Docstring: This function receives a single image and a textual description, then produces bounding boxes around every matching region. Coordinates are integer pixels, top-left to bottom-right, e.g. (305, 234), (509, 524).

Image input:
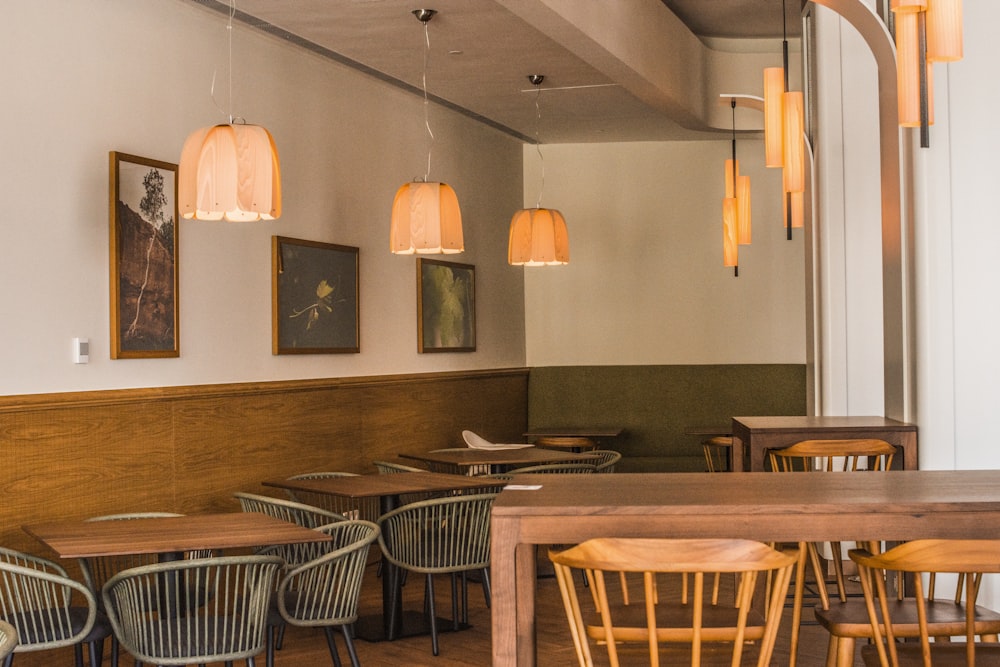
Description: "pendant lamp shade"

(781, 91), (806, 193)
(926, 0), (963, 61)
(895, 10), (923, 127)
(737, 175), (752, 244)
(178, 123), (281, 221)
(390, 181), (463, 254)
(890, 0), (927, 11)
(722, 198), (738, 267)
(763, 67), (786, 168)
(508, 207), (569, 266)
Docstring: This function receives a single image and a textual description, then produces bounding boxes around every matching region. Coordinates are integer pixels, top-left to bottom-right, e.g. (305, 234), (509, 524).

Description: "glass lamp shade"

(782, 91), (806, 193)
(763, 67), (785, 168)
(723, 198), (738, 267)
(737, 175), (752, 245)
(508, 207), (569, 266)
(927, 0), (963, 62)
(390, 181), (464, 254)
(178, 123), (281, 221)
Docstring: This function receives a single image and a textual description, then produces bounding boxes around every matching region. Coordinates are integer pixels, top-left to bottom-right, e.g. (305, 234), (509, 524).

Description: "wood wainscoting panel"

(0, 369), (528, 556)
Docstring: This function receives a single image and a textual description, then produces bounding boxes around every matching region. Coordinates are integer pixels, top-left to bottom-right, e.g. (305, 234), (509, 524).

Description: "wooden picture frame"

(417, 258), (476, 353)
(109, 151), (179, 359)
(272, 236), (359, 354)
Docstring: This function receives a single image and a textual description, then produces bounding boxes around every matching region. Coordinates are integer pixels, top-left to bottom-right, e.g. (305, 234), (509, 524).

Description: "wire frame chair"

(103, 554), (283, 667)
(852, 540), (1000, 667)
(590, 450), (622, 473)
(0, 546), (110, 666)
(425, 449), (491, 476)
(549, 538), (799, 667)
(284, 472), (378, 522)
(0, 620), (16, 661)
(372, 460), (425, 474)
(377, 494), (496, 656)
(267, 520), (380, 667)
(507, 463), (597, 474)
(234, 491), (346, 529)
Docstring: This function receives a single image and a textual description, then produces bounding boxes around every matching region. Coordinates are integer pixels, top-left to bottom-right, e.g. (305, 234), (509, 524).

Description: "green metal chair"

(0, 546), (111, 667)
(0, 620), (16, 662)
(590, 450), (622, 473)
(377, 494), (496, 656)
(102, 554), (283, 667)
(234, 491), (346, 529)
(507, 463), (597, 474)
(266, 520), (380, 667)
(372, 460), (424, 474)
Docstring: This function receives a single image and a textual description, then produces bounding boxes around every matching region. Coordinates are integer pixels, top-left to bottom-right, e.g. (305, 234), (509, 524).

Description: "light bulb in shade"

(178, 123), (281, 221)
(508, 208), (569, 266)
(390, 181), (464, 254)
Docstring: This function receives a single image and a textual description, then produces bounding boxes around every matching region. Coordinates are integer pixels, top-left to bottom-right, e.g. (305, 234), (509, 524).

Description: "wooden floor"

(17, 556), (863, 666)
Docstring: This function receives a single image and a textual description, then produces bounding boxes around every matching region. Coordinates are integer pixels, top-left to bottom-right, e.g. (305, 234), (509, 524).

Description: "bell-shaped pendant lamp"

(177, 1), (281, 222)
(508, 75), (569, 266)
(390, 181), (463, 254)
(178, 123), (281, 221)
(390, 9), (464, 255)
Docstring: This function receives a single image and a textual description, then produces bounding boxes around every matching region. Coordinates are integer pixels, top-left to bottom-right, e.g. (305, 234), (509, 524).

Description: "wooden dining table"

(263, 471), (502, 642)
(399, 447), (600, 475)
(730, 415), (918, 472)
(490, 470), (1000, 666)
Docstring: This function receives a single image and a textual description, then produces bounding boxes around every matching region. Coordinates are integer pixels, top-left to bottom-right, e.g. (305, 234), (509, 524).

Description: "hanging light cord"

(421, 19), (435, 183)
(210, 0), (239, 124)
(534, 85), (545, 209)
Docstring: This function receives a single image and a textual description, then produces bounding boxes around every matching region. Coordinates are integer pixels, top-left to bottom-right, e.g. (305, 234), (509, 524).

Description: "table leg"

(491, 516), (529, 666)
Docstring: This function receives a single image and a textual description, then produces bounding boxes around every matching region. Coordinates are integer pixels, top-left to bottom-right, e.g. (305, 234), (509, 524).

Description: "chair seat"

(861, 642), (1000, 666)
(1, 607), (111, 646)
(815, 599), (1000, 638)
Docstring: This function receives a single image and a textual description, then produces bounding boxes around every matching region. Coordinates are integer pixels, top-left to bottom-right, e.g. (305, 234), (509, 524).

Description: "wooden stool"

(534, 436), (597, 453)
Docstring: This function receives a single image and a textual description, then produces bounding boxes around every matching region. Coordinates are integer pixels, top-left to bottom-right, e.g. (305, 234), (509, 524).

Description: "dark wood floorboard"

(15, 558), (862, 666)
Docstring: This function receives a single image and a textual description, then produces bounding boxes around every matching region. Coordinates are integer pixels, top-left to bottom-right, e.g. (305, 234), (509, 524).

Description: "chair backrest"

(276, 520), (380, 627)
(0, 619), (16, 660)
(768, 438), (897, 472)
(851, 540), (1000, 667)
(81, 512), (206, 602)
(549, 538), (798, 667)
(507, 463), (597, 474)
(372, 460), (425, 474)
(702, 436), (732, 472)
(103, 554), (283, 665)
(284, 472), (376, 521)
(378, 494), (496, 573)
(0, 546), (99, 652)
(590, 450), (622, 473)
(233, 491), (346, 529)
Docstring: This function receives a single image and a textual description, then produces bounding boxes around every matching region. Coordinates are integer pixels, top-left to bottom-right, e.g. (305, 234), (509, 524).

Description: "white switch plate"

(73, 337), (89, 364)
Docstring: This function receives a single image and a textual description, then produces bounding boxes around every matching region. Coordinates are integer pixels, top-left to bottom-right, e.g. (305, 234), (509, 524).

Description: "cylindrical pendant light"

(508, 208), (569, 266)
(390, 181), (463, 254)
(737, 176), (752, 244)
(895, 10), (922, 127)
(763, 67), (785, 168)
(782, 91), (806, 193)
(723, 198), (738, 268)
(178, 123), (281, 221)
(926, 0), (963, 61)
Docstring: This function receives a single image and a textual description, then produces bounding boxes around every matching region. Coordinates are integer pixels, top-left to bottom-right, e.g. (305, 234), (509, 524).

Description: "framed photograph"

(109, 151), (179, 359)
(272, 236), (360, 354)
(417, 258), (476, 353)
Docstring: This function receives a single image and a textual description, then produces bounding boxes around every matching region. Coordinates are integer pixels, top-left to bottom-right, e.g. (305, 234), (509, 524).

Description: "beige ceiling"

(189, 0), (803, 143)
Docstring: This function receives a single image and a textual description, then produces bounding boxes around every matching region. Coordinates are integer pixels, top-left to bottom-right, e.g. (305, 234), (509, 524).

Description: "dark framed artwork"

(417, 258), (476, 353)
(272, 236), (359, 354)
(109, 151), (179, 359)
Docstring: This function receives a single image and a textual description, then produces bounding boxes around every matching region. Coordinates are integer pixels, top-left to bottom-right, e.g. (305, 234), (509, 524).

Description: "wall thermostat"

(73, 337), (89, 364)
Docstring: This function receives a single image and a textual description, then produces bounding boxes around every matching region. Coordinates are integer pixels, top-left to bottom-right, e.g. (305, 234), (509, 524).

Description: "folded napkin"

(462, 430), (534, 450)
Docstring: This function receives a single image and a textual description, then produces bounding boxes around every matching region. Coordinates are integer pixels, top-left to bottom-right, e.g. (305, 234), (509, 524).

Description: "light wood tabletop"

(490, 470), (1000, 666)
(24, 512), (329, 559)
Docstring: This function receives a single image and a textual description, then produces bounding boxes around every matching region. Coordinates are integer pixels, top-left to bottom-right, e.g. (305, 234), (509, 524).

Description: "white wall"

(0, 0), (526, 396)
(523, 140), (807, 366)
